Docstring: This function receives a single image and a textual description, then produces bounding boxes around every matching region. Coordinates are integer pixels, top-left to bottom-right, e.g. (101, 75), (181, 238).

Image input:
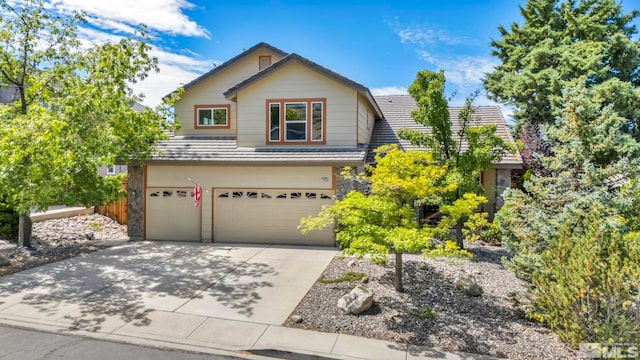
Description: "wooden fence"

(95, 178), (128, 225)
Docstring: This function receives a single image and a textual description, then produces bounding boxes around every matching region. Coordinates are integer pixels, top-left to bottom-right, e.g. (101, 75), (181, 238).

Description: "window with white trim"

(267, 99), (325, 144)
(106, 166), (116, 175)
(195, 105), (230, 128)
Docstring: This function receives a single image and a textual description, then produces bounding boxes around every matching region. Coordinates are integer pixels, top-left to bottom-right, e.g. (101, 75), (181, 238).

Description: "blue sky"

(44, 0), (640, 113)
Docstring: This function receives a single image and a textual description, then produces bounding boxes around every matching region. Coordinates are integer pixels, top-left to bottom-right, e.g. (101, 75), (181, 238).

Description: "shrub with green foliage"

(531, 205), (640, 346)
(0, 198), (19, 242)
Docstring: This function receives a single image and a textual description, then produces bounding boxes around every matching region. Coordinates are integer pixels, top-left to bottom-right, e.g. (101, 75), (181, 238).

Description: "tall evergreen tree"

(497, 80), (640, 345)
(484, 0), (640, 159)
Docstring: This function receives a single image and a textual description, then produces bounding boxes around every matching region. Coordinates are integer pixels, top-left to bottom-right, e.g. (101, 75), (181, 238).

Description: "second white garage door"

(213, 189), (335, 245)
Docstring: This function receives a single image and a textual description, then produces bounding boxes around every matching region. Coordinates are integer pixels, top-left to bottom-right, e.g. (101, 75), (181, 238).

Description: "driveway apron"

(0, 242), (337, 339)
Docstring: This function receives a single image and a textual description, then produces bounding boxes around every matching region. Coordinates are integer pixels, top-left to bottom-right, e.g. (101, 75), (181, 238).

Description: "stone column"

(335, 166), (368, 200)
(127, 165), (144, 241)
(495, 169), (511, 210)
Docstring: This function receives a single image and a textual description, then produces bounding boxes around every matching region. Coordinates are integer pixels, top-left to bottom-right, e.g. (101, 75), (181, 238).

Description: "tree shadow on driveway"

(0, 242), (277, 333)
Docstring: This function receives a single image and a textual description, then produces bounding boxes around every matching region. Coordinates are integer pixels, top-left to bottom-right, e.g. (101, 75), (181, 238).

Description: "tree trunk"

(394, 249), (403, 292)
(455, 220), (464, 249)
(18, 213), (32, 248)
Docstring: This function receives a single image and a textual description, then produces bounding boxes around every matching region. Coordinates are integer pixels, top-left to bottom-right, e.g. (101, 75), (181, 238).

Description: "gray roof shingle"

(152, 135), (368, 165)
(369, 94), (522, 167)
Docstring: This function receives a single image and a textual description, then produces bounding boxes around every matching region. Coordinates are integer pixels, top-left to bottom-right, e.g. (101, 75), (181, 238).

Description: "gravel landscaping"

(284, 242), (580, 360)
(0, 213), (127, 276)
(0, 216), (580, 359)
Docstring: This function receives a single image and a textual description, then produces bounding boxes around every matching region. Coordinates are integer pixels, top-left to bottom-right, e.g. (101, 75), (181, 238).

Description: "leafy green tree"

(398, 70), (514, 248)
(0, 0), (174, 247)
(300, 145), (483, 292)
(484, 0), (639, 132)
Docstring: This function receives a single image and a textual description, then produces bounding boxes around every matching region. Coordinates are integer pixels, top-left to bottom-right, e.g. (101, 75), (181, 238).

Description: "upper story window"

(259, 56), (271, 70)
(194, 104), (231, 129)
(267, 98), (325, 144)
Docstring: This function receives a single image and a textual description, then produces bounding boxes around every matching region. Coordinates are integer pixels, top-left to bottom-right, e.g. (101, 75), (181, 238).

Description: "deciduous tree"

(300, 145), (483, 292)
(0, 0), (175, 246)
(398, 70), (514, 248)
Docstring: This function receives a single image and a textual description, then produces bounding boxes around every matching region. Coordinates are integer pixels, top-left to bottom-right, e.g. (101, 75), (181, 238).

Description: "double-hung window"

(194, 104), (230, 129)
(267, 98), (325, 144)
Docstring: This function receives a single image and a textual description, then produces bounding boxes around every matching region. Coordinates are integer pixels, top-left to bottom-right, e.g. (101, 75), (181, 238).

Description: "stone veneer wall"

(337, 166), (513, 214)
(335, 166), (368, 200)
(127, 165), (144, 240)
(496, 169), (511, 210)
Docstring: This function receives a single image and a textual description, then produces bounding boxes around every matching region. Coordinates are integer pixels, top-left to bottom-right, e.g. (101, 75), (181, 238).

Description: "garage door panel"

(214, 189), (334, 245)
(146, 188), (201, 241)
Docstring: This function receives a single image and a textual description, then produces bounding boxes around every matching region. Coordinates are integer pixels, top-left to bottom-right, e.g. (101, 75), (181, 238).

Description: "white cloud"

(396, 26), (468, 45)
(370, 86), (407, 96)
(438, 56), (499, 86)
(74, 26), (214, 107)
(49, 0), (209, 38)
(392, 23), (469, 46)
(132, 61), (206, 107)
(136, 48), (215, 107)
(417, 50), (499, 92)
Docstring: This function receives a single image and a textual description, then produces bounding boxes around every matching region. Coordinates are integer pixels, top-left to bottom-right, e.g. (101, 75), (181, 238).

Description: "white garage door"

(214, 189), (335, 245)
(146, 188), (201, 241)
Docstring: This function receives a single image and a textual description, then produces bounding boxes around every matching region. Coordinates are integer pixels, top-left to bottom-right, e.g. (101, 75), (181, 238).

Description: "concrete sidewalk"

(0, 242), (492, 360)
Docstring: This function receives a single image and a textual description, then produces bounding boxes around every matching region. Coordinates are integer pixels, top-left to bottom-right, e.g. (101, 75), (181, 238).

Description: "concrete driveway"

(0, 242), (337, 349)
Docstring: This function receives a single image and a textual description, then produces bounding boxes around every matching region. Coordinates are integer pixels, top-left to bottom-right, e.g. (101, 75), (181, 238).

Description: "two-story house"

(127, 42), (521, 245)
(127, 43), (383, 245)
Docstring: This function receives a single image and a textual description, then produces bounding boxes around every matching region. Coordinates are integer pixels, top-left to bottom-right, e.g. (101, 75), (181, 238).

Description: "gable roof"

(369, 94), (522, 168)
(223, 53), (383, 119)
(166, 42), (288, 98)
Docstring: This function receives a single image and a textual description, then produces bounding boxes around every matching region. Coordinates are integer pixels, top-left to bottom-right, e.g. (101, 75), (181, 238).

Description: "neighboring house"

(97, 102), (145, 177)
(97, 164), (128, 177)
(127, 42), (522, 245)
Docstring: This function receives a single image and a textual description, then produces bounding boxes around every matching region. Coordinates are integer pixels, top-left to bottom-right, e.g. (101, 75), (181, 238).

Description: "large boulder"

(455, 274), (483, 297)
(337, 285), (373, 314)
(0, 253), (11, 267)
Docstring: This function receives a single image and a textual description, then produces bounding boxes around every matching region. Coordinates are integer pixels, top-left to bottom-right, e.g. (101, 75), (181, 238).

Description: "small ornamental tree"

(300, 145), (486, 292)
(398, 70), (514, 248)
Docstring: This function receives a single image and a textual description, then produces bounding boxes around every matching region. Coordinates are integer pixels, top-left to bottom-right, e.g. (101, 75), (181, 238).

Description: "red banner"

(194, 184), (201, 207)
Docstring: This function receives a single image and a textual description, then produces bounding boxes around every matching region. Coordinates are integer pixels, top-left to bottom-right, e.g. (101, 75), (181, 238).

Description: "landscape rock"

(347, 260), (356, 267)
(0, 213), (127, 277)
(290, 315), (303, 323)
(455, 274), (483, 297)
(0, 253), (10, 267)
(337, 285), (373, 314)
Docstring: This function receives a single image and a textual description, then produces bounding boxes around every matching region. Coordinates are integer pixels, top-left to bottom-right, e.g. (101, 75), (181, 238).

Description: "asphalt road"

(0, 325), (241, 360)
